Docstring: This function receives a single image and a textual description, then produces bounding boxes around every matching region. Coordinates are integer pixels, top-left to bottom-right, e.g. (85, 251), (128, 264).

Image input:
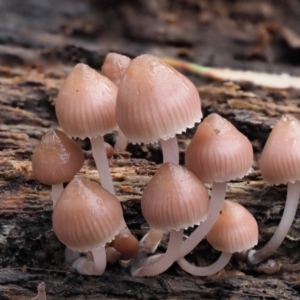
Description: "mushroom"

(109, 227), (140, 260)
(55, 63), (117, 195)
(55, 64), (140, 259)
(178, 113), (253, 259)
(52, 177), (124, 275)
(116, 54), (202, 252)
(178, 200), (258, 276)
(32, 128), (84, 206)
(101, 52), (131, 152)
(116, 53), (202, 164)
(248, 114), (300, 264)
(131, 163), (209, 277)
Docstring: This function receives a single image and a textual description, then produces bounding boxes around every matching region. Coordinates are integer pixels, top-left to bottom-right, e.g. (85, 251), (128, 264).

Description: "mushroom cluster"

(31, 52), (296, 278)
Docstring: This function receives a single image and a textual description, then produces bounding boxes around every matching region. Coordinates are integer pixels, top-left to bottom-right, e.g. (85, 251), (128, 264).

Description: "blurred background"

(0, 0), (300, 75)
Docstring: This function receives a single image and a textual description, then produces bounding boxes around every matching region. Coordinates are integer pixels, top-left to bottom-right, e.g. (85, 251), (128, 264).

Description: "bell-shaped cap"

(141, 163), (209, 231)
(185, 113), (253, 183)
(101, 52), (131, 86)
(55, 63), (118, 139)
(116, 54), (202, 144)
(32, 128), (84, 185)
(110, 227), (140, 260)
(52, 177), (124, 252)
(207, 200), (258, 253)
(259, 114), (300, 185)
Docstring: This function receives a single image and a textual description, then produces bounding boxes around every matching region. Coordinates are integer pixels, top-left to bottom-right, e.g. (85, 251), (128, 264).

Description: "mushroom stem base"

(72, 247), (107, 276)
(248, 180), (300, 265)
(131, 229), (183, 277)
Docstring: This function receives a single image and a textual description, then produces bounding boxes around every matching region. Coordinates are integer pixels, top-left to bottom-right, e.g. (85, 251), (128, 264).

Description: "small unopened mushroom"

(55, 63), (118, 195)
(101, 52), (131, 152)
(131, 163), (209, 277)
(52, 177), (124, 275)
(177, 200), (258, 276)
(110, 227), (140, 260)
(32, 128), (84, 206)
(178, 113), (253, 259)
(248, 114), (300, 264)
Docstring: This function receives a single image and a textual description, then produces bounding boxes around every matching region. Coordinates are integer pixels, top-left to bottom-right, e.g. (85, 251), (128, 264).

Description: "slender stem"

(90, 137), (131, 238)
(92, 247), (107, 275)
(177, 252), (232, 276)
(248, 181), (300, 265)
(51, 183), (64, 207)
(177, 182), (227, 259)
(159, 137), (179, 164)
(139, 228), (165, 253)
(90, 135), (115, 195)
(114, 129), (128, 152)
(131, 229), (183, 277)
(72, 247), (106, 275)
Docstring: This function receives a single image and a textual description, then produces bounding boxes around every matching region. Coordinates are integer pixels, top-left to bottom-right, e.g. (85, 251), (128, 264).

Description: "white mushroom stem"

(139, 136), (179, 253)
(177, 181), (227, 259)
(90, 135), (115, 195)
(177, 252), (232, 276)
(51, 183), (64, 207)
(248, 180), (300, 265)
(160, 136), (179, 164)
(72, 247), (107, 276)
(92, 136), (136, 257)
(139, 228), (165, 253)
(114, 129), (128, 152)
(131, 229), (183, 277)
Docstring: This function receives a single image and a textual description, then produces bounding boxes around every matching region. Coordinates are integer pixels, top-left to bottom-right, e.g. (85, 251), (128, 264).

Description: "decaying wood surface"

(1, 0), (300, 299)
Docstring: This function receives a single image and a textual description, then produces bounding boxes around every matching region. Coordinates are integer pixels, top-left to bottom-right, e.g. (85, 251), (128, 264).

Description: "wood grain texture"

(1, 0), (300, 299)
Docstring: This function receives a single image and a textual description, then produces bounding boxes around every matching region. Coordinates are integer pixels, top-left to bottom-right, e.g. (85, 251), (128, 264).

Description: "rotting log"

(1, 62), (300, 299)
(1, 0), (300, 298)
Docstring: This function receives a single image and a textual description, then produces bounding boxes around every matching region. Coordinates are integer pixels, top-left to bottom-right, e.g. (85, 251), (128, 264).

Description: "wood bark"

(1, 1), (300, 299)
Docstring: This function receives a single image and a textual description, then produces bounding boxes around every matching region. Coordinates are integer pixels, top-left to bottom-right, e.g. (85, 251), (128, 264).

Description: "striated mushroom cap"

(259, 114), (300, 185)
(185, 113), (253, 183)
(207, 200), (258, 253)
(52, 177), (124, 252)
(55, 63), (118, 139)
(141, 163), (209, 231)
(116, 54), (202, 144)
(32, 128), (84, 185)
